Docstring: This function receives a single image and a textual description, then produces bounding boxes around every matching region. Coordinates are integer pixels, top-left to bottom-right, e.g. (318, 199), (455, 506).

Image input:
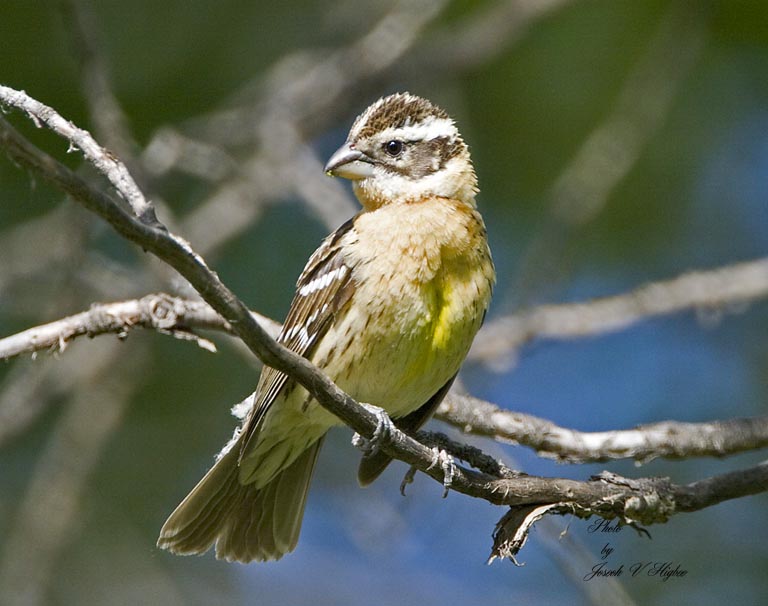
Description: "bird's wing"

(238, 217), (357, 461)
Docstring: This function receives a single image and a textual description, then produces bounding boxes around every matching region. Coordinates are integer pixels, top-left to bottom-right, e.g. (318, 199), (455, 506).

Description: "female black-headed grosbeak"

(158, 93), (495, 562)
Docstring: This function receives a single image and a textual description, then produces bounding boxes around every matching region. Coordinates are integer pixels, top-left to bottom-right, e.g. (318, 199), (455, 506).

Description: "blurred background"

(1, 1), (767, 604)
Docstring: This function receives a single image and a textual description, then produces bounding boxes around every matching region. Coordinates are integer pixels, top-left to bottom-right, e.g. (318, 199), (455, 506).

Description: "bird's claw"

(352, 403), (395, 456)
(428, 447), (456, 498)
(399, 447), (456, 497)
(400, 466), (418, 496)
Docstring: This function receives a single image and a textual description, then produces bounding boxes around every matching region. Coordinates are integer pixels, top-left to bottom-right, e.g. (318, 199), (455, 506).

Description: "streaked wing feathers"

(238, 218), (356, 460)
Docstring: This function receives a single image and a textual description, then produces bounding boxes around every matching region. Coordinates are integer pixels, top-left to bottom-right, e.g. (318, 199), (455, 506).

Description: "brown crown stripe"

(353, 93), (450, 140)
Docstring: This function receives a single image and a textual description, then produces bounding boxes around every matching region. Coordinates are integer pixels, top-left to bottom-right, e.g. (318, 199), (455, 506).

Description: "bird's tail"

(157, 437), (323, 562)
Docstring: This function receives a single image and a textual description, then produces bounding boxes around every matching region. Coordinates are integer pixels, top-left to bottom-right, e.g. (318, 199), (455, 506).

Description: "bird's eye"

(384, 140), (404, 157)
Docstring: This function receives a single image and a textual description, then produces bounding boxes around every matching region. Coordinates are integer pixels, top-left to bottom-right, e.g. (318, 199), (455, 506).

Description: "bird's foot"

(351, 403), (396, 457)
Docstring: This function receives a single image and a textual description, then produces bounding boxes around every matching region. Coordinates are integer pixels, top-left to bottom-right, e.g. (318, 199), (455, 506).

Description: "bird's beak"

(324, 142), (374, 180)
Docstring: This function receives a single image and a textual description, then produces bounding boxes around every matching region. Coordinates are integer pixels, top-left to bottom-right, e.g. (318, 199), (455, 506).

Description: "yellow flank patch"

(396, 279), (458, 388)
(431, 279), (453, 351)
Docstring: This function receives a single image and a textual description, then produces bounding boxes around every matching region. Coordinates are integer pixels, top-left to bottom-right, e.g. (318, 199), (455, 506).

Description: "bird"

(157, 92), (495, 562)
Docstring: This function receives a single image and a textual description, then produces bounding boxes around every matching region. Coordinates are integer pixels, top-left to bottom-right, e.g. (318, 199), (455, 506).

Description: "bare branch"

(471, 257), (768, 365)
(6, 242), (762, 372)
(169, 0), (450, 251)
(0, 293), (279, 361)
(437, 394), (768, 463)
(403, 0), (575, 77)
(481, 463), (768, 525)
(674, 460), (768, 511)
(182, 0), (449, 149)
(0, 85), (155, 224)
(417, 430), (519, 479)
(135, 0), (573, 258)
(489, 463), (768, 564)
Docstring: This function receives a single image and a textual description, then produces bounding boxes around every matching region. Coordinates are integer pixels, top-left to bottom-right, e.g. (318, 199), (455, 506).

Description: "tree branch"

(0, 293), (278, 360)
(673, 460), (768, 511)
(61, 0), (139, 162)
(437, 394), (768, 463)
(489, 463), (768, 563)
(12, 252), (764, 366)
(478, 462), (768, 531)
(470, 257), (768, 365)
(0, 85), (156, 224)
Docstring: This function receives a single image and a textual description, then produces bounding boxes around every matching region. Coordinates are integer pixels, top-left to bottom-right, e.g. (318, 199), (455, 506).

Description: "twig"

(61, 0), (138, 161)
(136, 0), (571, 256)
(488, 462), (768, 564)
(488, 462), (768, 529)
(403, 0), (575, 77)
(182, 0), (449, 148)
(673, 460), (768, 511)
(170, 0), (449, 251)
(417, 430), (519, 479)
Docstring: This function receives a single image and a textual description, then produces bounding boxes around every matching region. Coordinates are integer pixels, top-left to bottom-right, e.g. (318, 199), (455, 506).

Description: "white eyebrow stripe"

(378, 116), (457, 143)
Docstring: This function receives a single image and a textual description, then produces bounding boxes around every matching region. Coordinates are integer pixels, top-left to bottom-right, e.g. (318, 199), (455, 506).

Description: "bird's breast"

(314, 198), (494, 417)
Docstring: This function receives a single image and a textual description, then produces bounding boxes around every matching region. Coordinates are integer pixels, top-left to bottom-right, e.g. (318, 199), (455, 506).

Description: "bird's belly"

(311, 270), (486, 420)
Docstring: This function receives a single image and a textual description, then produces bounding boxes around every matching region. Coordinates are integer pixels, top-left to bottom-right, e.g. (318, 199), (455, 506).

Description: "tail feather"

(173, 461), (244, 549)
(158, 438), (323, 562)
(157, 444), (242, 555)
(273, 440), (321, 553)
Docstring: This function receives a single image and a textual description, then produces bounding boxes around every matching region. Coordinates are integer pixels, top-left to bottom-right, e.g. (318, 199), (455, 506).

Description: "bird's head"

(324, 93), (477, 211)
